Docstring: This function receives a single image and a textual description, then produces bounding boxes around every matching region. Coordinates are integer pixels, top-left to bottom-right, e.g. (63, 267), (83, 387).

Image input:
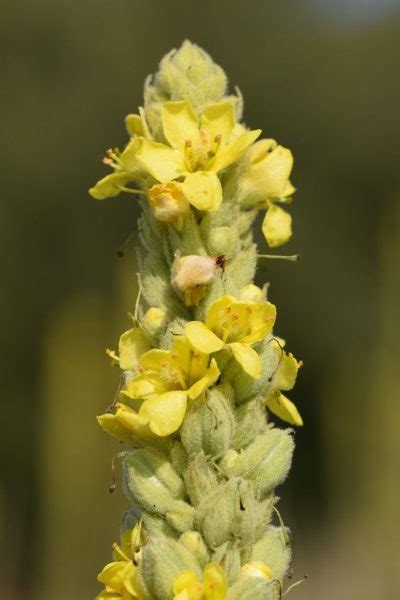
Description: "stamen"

(112, 542), (130, 562)
(258, 254), (301, 262)
(116, 185), (148, 195)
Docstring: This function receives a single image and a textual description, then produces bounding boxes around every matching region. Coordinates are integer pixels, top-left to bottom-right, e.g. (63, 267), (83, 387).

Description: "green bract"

(92, 41), (303, 600)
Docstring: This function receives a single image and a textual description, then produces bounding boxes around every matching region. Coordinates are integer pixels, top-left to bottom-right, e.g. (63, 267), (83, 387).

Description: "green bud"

(140, 307), (167, 343)
(141, 511), (179, 540)
(251, 526), (292, 582)
(219, 429), (294, 497)
(170, 441), (188, 474)
(165, 501), (195, 534)
(212, 542), (241, 585)
(179, 531), (209, 567)
(181, 386), (236, 456)
(232, 480), (274, 545)
(195, 478), (239, 547)
(207, 226), (236, 257)
(195, 477), (270, 548)
(224, 340), (280, 404)
(123, 448), (195, 531)
(227, 577), (281, 600)
(232, 398), (267, 450)
(183, 452), (219, 506)
(135, 537), (202, 600)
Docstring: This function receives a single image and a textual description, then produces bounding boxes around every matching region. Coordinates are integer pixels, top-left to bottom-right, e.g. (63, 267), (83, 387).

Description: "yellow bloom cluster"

(90, 100), (260, 219)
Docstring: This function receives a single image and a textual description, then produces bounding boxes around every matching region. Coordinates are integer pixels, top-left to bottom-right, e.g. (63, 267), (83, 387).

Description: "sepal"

(181, 386), (236, 456)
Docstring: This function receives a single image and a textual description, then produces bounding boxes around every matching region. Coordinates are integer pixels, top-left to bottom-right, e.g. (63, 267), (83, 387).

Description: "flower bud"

(232, 398), (267, 450)
(219, 429), (294, 497)
(134, 538), (202, 600)
(226, 577), (280, 600)
(147, 182), (189, 229)
(179, 531), (209, 566)
(251, 526), (292, 582)
(238, 139), (295, 203)
(183, 452), (219, 506)
(208, 226), (236, 256)
(140, 307), (167, 341)
(239, 283), (266, 303)
(241, 561), (272, 580)
(195, 479), (239, 547)
(212, 542), (241, 584)
(181, 387), (236, 456)
(123, 448), (185, 514)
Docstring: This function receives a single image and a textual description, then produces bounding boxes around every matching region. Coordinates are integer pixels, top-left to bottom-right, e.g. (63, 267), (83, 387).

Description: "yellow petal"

(119, 327), (150, 371)
(205, 295), (236, 332)
(139, 391), (188, 436)
(118, 527), (135, 559)
(203, 563), (228, 600)
(262, 203), (292, 248)
(275, 351), (300, 391)
(201, 102), (235, 145)
(115, 404), (154, 438)
(89, 172), (137, 200)
(120, 137), (142, 171)
(261, 145), (294, 198)
(97, 413), (132, 444)
(210, 129), (261, 173)
(185, 322), (224, 354)
(171, 336), (207, 379)
(239, 284), (266, 303)
(125, 113), (145, 137)
(188, 358), (220, 400)
(182, 171), (223, 211)
(265, 392), (303, 426)
(236, 301), (277, 344)
(97, 561), (131, 593)
(173, 570), (200, 595)
(123, 373), (167, 399)
(95, 591), (122, 599)
(241, 561), (271, 580)
(229, 342), (261, 379)
(135, 139), (185, 182)
(139, 349), (172, 372)
(162, 101), (199, 150)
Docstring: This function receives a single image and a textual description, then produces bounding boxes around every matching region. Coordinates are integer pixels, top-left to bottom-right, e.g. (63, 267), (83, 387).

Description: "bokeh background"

(2, 1), (400, 598)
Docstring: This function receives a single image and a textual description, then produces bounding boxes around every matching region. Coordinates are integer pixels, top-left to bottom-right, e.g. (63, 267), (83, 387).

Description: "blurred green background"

(2, 1), (400, 598)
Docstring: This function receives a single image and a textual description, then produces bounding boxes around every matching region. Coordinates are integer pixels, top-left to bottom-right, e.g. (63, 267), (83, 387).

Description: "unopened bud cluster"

(90, 41), (302, 600)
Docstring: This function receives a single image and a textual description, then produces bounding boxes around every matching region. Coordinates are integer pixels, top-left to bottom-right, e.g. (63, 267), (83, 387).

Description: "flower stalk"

(90, 40), (303, 600)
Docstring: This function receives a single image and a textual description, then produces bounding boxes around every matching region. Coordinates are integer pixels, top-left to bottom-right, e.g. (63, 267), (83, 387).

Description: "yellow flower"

(89, 138), (144, 201)
(122, 335), (220, 436)
(173, 563), (228, 600)
(135, 100), (261, 212)
(240, 561), (272, 580)
(239, 139), (295, 247)
(147, 182), (190, 228)
(185, 295), (276, 379)
(265, 339), (303, 426)
(96, 526), (142, 600)
(89, 108), (151, 201)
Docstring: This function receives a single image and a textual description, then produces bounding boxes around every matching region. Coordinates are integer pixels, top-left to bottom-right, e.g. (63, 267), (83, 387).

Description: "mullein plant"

(90, 41), (304, 600)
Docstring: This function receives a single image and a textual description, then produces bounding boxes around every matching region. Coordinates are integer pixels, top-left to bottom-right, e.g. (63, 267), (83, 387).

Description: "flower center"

(184, 130), (223, 172)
